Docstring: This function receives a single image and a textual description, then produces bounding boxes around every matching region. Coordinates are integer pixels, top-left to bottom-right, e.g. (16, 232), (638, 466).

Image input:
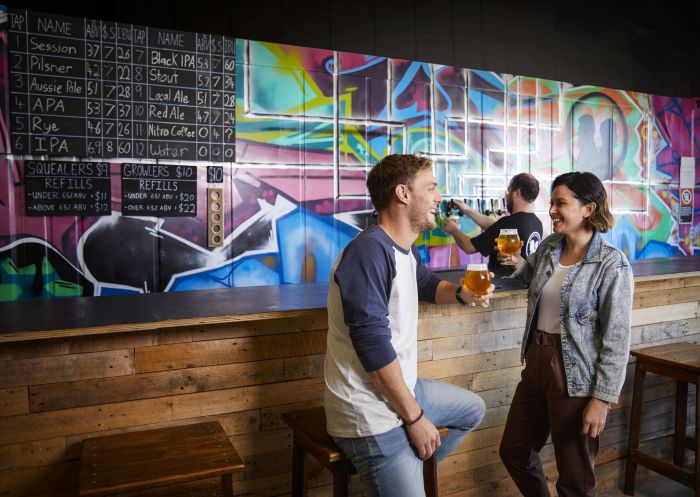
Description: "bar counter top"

(1, 256), (699, 342)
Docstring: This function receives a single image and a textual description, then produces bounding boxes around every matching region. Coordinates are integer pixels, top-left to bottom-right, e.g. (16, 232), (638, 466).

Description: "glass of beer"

(463, 263), (491, 297)
(497, 228), (520, 265)
(434, 205), (445, 229)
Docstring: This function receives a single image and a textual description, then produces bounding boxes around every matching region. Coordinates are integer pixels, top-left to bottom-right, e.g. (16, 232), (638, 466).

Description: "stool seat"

(281, 405), (347, 465)
(79, 421), (245, 497)
(624, 342), (700, 497)
(282, 406), (447, 497)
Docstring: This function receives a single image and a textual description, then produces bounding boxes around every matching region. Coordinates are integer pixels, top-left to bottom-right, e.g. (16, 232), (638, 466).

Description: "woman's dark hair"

(551, 172), (614, 232)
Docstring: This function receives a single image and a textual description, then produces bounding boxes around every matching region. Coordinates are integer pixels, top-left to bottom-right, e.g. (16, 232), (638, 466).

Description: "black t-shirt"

(471, 212), (543, 273)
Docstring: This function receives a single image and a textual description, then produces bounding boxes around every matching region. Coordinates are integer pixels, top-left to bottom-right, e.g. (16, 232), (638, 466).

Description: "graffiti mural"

(0, 13), (698, 301)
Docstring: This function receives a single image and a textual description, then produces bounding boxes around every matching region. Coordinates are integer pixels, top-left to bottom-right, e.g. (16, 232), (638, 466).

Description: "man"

(324, 154), (488, 497)
(443, 173), (543, 275)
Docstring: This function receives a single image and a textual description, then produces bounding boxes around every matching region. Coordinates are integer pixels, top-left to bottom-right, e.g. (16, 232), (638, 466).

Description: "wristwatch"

(455, 286), (467, 305)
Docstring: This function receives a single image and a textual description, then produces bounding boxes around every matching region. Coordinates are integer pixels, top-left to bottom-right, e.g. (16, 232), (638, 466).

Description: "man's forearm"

(452, 230), (477, 254)
(367, 358), (422, 422)
(434, 280), (459, 305)
(463, 208), (496, 230)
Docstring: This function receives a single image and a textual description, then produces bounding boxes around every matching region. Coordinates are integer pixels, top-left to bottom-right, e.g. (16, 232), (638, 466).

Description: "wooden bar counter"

(0, 256), (699, 497)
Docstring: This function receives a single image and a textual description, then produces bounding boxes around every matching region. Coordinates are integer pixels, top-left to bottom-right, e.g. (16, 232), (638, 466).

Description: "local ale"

(497, 229), (521, 256)
(464, 263), (491, 297)
(497, 229), (520, 265)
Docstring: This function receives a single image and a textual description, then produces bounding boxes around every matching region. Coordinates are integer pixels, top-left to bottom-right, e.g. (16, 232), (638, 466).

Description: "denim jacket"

(513, 231), (634, 403)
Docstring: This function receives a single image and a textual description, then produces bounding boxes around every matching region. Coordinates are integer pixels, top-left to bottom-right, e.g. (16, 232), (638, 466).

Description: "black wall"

(7, 0), (700, 97)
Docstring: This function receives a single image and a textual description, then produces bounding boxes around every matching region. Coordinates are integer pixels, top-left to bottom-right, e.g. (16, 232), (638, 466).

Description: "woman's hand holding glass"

(496, 229), (522, 266)
(460, 263), (495, 308)
(494, 237), (524, 269)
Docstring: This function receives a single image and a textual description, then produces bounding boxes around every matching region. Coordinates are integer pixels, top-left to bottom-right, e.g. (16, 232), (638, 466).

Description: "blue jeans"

(333, 378), (485, 497)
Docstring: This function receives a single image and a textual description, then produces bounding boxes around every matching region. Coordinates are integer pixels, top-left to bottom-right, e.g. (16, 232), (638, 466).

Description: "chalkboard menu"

(24, 160), (111, 216)
(8, 9), (235, 161)
(121, 163), (197, 216)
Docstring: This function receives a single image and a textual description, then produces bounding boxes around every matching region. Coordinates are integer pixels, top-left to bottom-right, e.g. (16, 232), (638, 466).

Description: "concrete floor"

(601, 474), (694, 497)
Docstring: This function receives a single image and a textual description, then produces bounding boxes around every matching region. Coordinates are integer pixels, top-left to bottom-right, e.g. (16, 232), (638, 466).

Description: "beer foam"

(467, 263), (488, 271)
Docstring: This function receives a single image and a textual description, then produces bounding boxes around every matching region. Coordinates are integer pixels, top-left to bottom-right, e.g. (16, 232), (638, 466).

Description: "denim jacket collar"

(545, 230), (605, 265)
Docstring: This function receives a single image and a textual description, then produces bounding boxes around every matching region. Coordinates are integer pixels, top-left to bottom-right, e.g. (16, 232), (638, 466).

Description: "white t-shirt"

(536, 262), (576, 334)
(324, 225), (440, 438)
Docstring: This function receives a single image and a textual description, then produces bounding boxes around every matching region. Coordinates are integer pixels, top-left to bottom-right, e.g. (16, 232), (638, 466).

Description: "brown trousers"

(499, 329), (599, 497)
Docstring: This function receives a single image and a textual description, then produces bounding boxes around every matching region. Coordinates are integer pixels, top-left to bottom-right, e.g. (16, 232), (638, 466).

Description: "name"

(29, 36), (78, 56)
(35, 17), (73, 36)
(157, 31), (185, 48)
(149, 104), (185, 121)
(30, 55), (73, 74)
(150, 50), (195, 69)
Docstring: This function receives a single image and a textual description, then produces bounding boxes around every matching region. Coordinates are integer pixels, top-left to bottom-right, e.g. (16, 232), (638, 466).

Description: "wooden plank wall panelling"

(0, 279), (698, 497)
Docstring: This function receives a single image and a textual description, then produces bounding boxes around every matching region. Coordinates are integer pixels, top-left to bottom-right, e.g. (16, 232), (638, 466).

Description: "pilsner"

(497, 228), (520, 265)
(464, 263), (491, 297)
(497, 228), (521, 255)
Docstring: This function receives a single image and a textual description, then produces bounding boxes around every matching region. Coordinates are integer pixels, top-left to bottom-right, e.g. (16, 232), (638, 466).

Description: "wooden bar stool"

(79, 421), (245, 497)
(281, 406), (447, 497)
(623, 342), (700, 497)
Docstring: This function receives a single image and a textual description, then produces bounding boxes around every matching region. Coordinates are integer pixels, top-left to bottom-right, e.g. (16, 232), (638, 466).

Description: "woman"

(498, 172), (634, 497)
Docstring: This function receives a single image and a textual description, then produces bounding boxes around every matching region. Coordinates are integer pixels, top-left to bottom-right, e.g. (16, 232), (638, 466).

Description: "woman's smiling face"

(549, 185), (594, 235)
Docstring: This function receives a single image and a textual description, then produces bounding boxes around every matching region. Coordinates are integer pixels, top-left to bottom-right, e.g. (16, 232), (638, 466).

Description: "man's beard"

(409, 203), (435, 232)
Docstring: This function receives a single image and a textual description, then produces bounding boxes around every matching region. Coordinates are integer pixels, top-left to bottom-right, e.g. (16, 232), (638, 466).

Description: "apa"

(32, 97), (65, 113)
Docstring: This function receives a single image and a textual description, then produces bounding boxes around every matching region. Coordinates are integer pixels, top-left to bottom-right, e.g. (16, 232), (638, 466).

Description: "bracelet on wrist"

(455, 286), (467, 305)
(404, 408), (424, 426)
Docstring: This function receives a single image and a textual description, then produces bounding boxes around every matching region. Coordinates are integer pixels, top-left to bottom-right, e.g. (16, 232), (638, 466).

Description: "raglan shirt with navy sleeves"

(324, 225), (441, 438)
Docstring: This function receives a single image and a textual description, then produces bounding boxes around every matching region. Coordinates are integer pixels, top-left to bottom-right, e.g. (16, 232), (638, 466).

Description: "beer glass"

(434, 205), (445, 229)
(497, 228), (520, 266)
(463, 263), (491, 297)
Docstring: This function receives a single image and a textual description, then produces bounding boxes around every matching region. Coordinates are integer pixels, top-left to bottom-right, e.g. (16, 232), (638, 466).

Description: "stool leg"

(291, 437), (307, 497)
(332, 460), (352, 497)
(222, 474), (234, 497)
(695, 382), (699, 497)
(423, 454), (438, 497)
(674, 380), (688, 467)
(624, 364), (646, 496)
